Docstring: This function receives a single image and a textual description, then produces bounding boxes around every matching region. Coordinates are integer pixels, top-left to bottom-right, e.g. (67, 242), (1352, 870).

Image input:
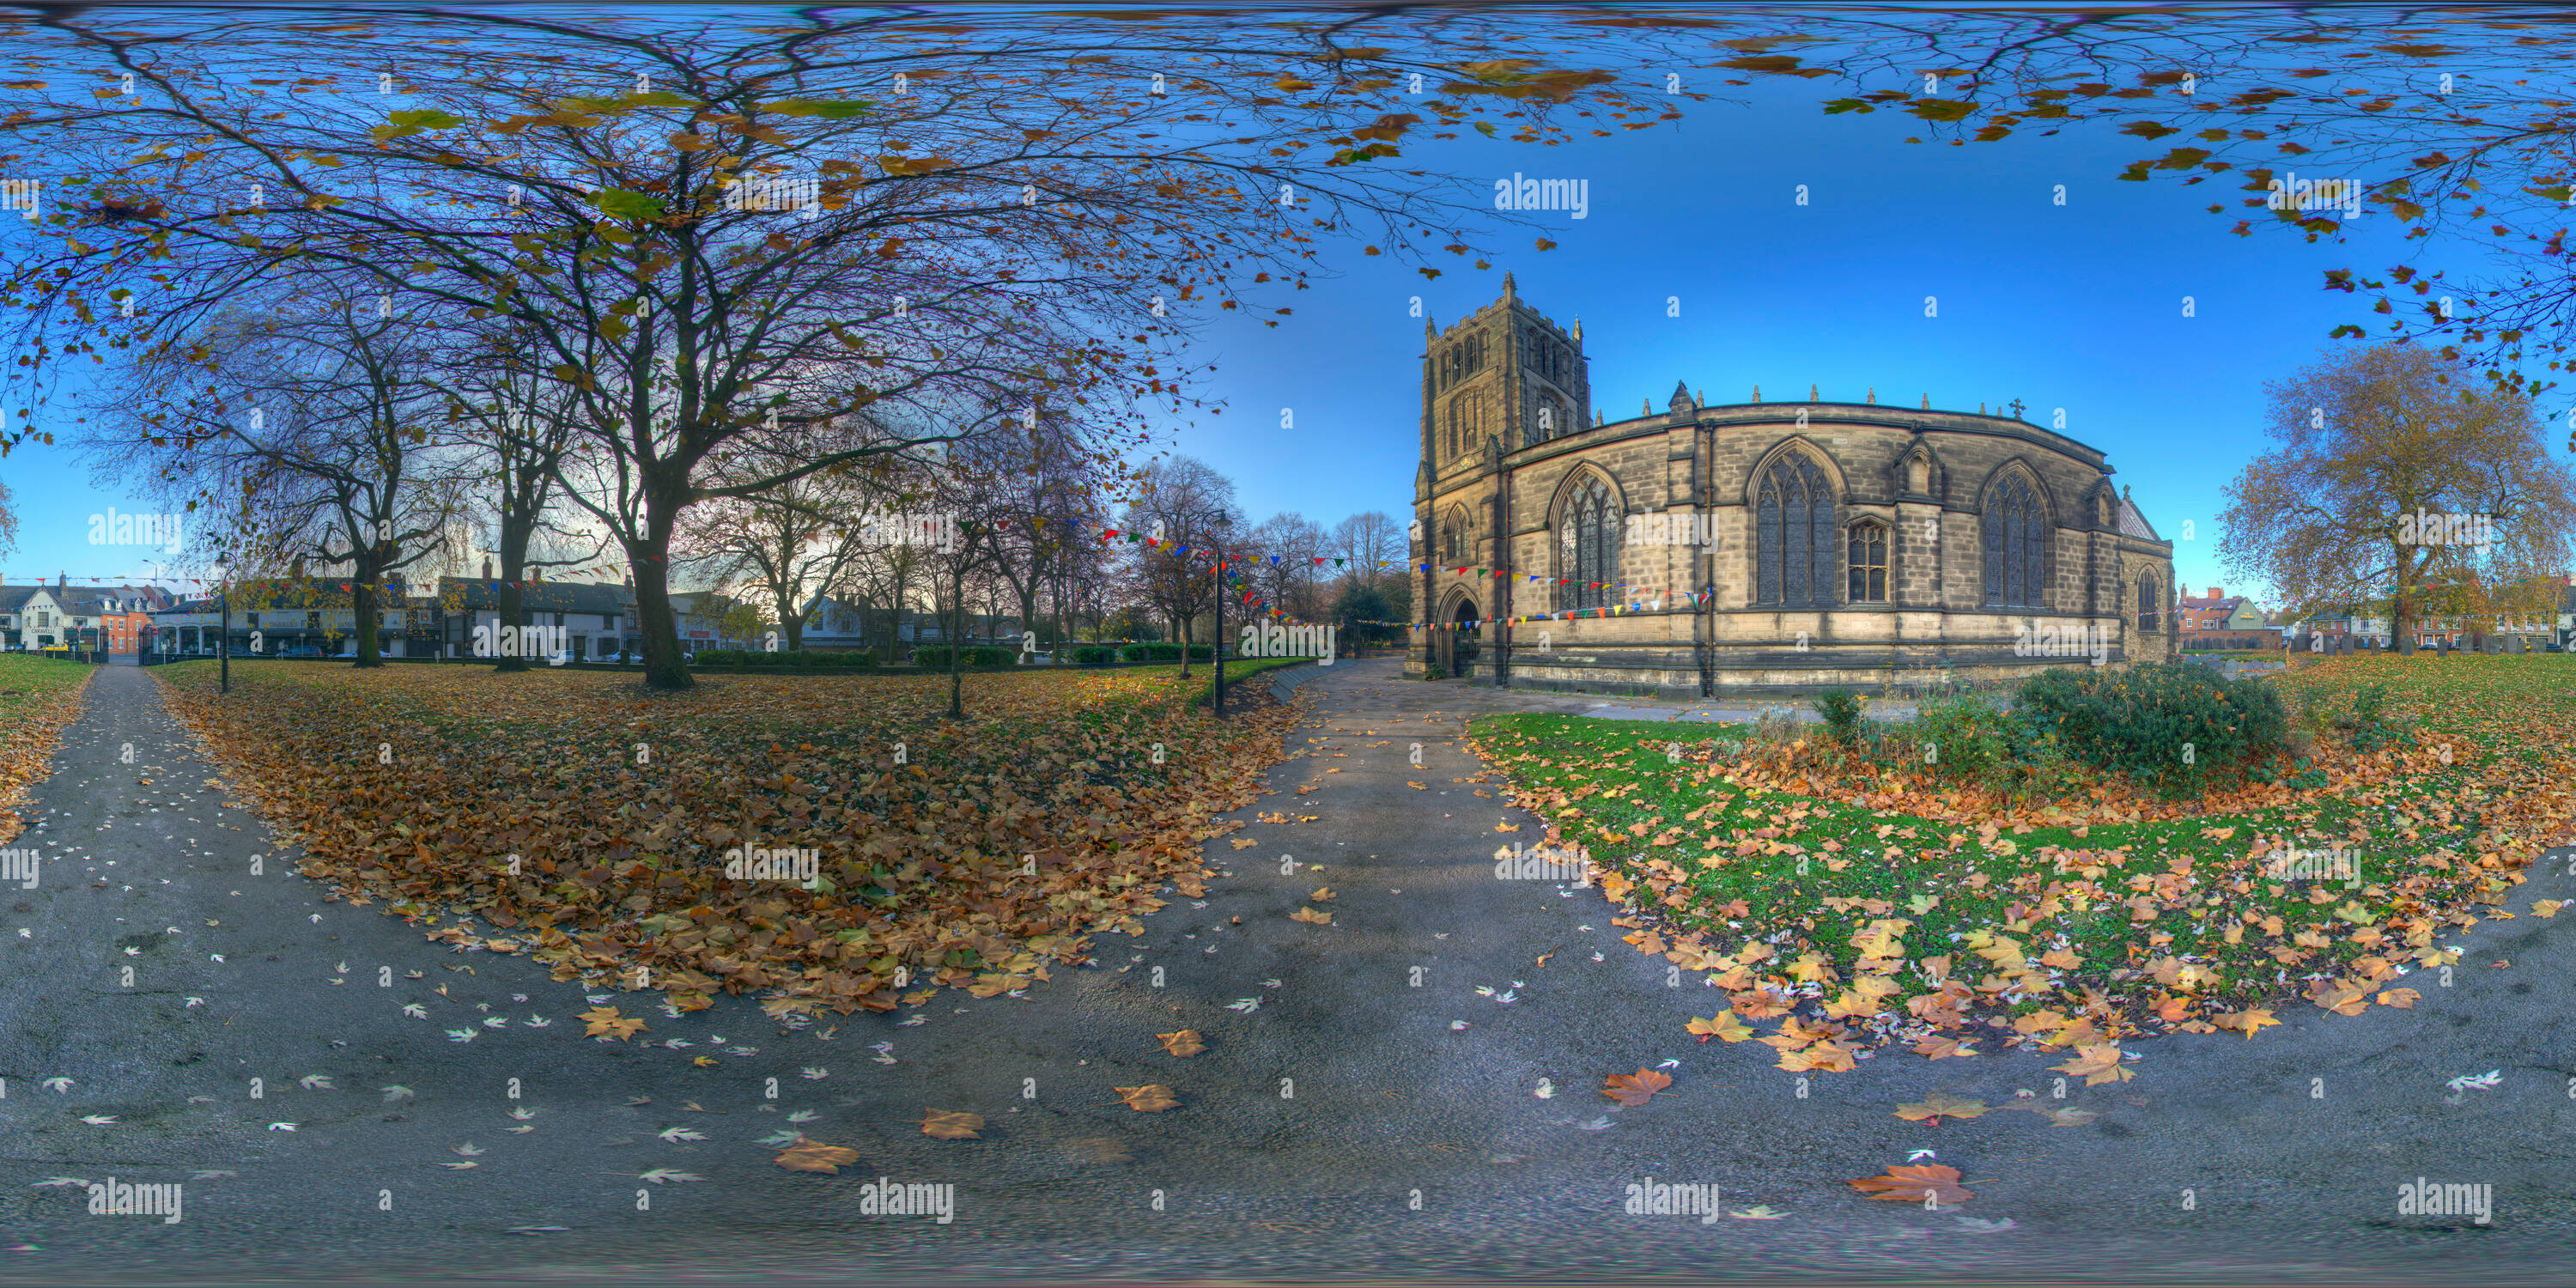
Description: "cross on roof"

(2007, 398), (2028, 419)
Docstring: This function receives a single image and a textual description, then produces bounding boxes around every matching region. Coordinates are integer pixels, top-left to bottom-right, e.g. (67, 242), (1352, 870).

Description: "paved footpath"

(0, 660), (2569, 1284)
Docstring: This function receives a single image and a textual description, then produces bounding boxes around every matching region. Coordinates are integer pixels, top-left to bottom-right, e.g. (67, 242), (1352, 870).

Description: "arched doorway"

(1443, 598), (1481, 678)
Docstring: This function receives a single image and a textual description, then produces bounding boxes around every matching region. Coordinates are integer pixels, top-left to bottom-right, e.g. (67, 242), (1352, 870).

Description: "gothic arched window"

(1983, 471), (2048, 609)
(1755, 453), (1838, 607)
(1846, 520), (1888, 603)
(1558, 477), (1619, 611)
(2137, 573), (2160, 630)
(1442, 507), (1467, 562)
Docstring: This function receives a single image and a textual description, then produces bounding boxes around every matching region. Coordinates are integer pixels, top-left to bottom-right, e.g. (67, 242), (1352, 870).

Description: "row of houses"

(2173, 582), (2576, 652)
(0, 576), (1025, 659)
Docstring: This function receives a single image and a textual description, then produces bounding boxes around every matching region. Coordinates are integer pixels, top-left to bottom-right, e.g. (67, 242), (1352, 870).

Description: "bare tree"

(1121, 457), (1241, 681)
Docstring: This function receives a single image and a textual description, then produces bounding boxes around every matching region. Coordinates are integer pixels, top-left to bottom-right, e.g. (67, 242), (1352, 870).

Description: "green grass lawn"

(1467, 654), (2573, 1060)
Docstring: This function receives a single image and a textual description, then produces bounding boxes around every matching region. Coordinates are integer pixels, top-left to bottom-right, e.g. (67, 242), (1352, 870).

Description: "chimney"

(2207, 587), (2220, 600)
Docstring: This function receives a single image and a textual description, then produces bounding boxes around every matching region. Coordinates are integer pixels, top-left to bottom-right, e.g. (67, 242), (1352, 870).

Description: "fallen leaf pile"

(155, 662), (1303, 1018)
(0, 659), (94, 846)
(1468, 654), (2573, 1071)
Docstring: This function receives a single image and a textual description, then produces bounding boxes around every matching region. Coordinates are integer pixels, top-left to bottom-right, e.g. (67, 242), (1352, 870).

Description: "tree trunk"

(493, 518), (533, 672)
(946, 566), (965, 720)
(632, 544), (691, 690)
(350, 559), (384, 668)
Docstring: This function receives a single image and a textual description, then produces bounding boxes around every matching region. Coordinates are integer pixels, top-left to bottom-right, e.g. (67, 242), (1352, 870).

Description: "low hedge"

(909, 645), (1018, 666)
(691, 649), (876, 667)
(1117, 642), (1213, 662)
(1068, 646), (1119, 665)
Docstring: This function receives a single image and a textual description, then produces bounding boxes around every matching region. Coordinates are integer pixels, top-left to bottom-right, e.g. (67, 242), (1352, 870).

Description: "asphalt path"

(1, 659), (2570, 1285)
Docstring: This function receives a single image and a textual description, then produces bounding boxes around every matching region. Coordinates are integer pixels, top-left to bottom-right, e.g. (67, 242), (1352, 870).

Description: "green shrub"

(1115, 642), (1213, 662)
(911, 645), (1018, 666)
(2015, 659), (2287, 795)
(1071, 646), (1117, 665)
(1909, 690), (2017, 784)
(1812, 686), (1863, 745)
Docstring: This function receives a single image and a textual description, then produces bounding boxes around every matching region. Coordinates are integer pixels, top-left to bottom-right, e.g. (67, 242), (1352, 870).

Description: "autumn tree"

(1121, 456), (1241, 680)
(0, 8), (1692, 690)
(88, 295), (459, 666)
(2221, 344), (2576, 648)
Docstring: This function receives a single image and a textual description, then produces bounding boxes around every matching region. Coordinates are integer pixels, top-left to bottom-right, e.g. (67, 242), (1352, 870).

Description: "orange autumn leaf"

(1893, 1091), (1988, 1124)
(1289, 905), (1333, 925)
(1601, 1068), (1674, 1107)
(2050, 1043), (2136, 1086)
(917, 1110), (984, 1139)
(1848, 1163), (1973, 1204)
(774, 1137), (862, 1172)
(1155, 1029), (1206, 1057)
(1115, 1084), (1181, 1112)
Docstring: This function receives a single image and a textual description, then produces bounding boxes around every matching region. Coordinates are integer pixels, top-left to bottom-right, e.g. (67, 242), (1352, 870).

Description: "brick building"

(1409, 276), (2179, 696)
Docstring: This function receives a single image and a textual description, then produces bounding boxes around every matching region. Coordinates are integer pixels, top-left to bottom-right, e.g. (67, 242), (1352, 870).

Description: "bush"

(1812, 686), (1863, 745)
(1070, 646), (1118, 665)
(2015, 659), (2287, 795)
(910, 646), (1018, 667)
(1115, 642), (1212, 662)
(1909, 690), (2018, 784)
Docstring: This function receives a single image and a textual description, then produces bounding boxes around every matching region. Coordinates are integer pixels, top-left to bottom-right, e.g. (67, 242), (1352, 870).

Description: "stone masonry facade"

(1408, 277), (2178, 696)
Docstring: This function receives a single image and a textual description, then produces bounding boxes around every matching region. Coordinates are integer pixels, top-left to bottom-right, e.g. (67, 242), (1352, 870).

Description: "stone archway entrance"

(1442, 598), (1481, 678)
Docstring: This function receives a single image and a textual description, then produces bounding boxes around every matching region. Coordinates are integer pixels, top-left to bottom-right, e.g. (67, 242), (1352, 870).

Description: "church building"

(1409, 276), (2178, 695)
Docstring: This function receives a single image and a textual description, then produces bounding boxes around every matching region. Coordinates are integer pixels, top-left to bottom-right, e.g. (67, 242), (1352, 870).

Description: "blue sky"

(1159, 76), (2435, 611)
(0, 66), (2448, 609)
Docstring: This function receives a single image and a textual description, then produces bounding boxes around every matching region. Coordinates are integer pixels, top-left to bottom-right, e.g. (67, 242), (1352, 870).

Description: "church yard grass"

(1466, 653), (2573, 1071)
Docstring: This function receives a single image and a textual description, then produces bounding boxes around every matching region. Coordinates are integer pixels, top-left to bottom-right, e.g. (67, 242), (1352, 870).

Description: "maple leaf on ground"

(1155, 1029), (1206, 1057)
(1777, 1041), (1858, 1073)
(2531, 899), (2564, 919)
(1116, 1084), (1181, 1112)
(918, 1110), (985, 1139)
(775, 1137), (862, 1173)
(2306, 977), (2372, 1017)
(1289, 906), (1333, 925)
(2376, 987), (2421, 1009)
(2211, 1008), (2279, 1038)
(580, 1005), (647, 1041)
(1230, 838), (1258, 849)
(1309, 886), (1335, 901)
(1848, 1163), (1973, 1204)
(2051, 1044), (2136, 1086)
(1893, 1091), (1988, 1124)
(1686, 1012), (1754, 1043)
(1601, 1069), (1674, 1107)
(1913, 1035), (1978, 1060)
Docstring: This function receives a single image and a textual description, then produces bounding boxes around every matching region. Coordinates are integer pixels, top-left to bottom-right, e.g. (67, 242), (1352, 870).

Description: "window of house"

(1558, 477), (1619, 611)
(1756, 453), (1838, 608)
(1982, 472), (2048, 610)
(2138, 574), (2160, 630)
(1846, 521), (1888, 603)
